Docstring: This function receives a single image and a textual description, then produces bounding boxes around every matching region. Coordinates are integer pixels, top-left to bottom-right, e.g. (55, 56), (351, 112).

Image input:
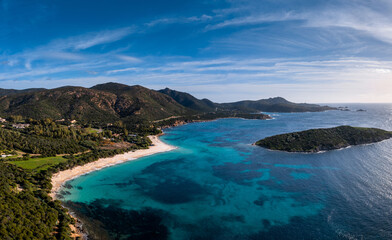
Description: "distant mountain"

(221, 97), (334, 112)
(158, 88), (217, 112)
(0, 88), (46, 96)
(159, 88), (334, 113)
(0, 83), (335, 125)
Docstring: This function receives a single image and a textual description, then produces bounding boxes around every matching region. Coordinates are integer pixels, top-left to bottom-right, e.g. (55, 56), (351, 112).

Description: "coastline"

(160, 115), (272, 129)
(50, 135), (176, 199)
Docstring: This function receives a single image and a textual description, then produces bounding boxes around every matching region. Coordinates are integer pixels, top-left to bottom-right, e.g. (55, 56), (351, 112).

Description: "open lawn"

(10, 156), (68, 171)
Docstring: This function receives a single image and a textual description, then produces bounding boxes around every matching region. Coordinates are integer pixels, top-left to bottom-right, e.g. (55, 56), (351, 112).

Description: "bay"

(61, 104), (392, 239)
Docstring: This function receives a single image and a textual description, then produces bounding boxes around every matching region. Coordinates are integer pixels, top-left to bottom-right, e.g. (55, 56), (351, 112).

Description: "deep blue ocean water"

(61, 104), (392, 240)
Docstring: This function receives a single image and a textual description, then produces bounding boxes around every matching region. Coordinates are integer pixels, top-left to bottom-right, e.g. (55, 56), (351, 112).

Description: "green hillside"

(255, 126), (392, 152)
(0, 88), (45, 97)
(158, 88), (217, 112)
(0, 83), (335, 127)
(0, 83), (190, 125)
(221, 97), (335, 112)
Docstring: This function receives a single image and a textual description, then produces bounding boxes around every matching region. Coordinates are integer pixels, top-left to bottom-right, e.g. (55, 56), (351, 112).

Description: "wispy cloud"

(2, 27), (134, 70)
(116, 55), (142, 63)
(71, 27), (133, 50)
(106, 67), (139, 74)
(208, 1), (392, 45)
(206, 12), (297, 30)
(304, 6), (392, 44)
(145, 14), (213, 27)
(2, 56), (391, 103)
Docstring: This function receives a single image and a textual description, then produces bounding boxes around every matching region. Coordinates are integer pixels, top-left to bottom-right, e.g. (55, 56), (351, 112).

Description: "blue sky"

(1, 0), (392, 103)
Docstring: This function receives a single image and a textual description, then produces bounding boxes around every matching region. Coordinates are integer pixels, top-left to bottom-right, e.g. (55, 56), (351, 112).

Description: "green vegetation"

(255, 126), (392, 152)
(158, 87), (216, 112)
(159, 88), (335, 113)
(154, 111), (271, 128)
(10, 156), (68, 171)
(0, 116), (153, 239)
(0, 162), (73, 239)
(0, 83), (334, 131)
(220, 96), (335, 112)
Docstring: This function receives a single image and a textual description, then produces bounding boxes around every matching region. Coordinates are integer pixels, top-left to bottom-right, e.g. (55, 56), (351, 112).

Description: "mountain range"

(0, 82), (334, 124)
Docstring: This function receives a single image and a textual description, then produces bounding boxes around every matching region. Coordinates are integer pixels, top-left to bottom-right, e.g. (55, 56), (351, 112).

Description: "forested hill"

(0, 83), (334, 125)
(158, 88), (217, 112)
(220, 97), (334, 112)
(255, 126), (392, 153)
(0, 88), (45, 96)
(158, 88), (335, 113)
(0, 84), (190, 124)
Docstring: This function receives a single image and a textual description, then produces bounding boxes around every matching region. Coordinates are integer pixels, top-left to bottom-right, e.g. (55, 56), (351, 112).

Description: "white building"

(12, 123), (30, 129)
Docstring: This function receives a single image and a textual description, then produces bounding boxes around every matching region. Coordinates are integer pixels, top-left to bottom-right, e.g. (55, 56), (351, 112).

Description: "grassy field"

(10, 156), (68, 171)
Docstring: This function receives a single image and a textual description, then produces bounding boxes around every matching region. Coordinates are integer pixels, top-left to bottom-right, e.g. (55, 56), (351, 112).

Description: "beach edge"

(50, 135), (176, 199)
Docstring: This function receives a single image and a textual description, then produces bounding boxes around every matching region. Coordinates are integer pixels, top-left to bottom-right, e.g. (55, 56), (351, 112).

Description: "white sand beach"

(50, 135), (176, 199)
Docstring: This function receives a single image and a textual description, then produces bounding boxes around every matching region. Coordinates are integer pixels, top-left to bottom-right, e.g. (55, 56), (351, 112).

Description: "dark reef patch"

(147, 177), (207, 204)
(142, 159), (186, 175)
(220, 214), (245, 223)
(248, 215), (341, 240)
(213, 162), (266, 185)
(63, 182), (73, 189)
(254, 196), (268, 207)
(65, 199), (169, 240)
(59, 190), (71, 196)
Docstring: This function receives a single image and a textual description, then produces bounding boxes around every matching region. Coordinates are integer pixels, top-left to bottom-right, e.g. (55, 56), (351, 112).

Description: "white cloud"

(145, 14), (213, 27)
(208, 1), (392, 45)
(206, 12), (297, 30)
(3, 27), (134, 70)
(106, 67), (139, 74)
(117, 55), (142, 63)
(24, 61), (32, 70)
(303, 6), (392, 44)
(2, 56), (391, 103)
(58, 27), (134, 50)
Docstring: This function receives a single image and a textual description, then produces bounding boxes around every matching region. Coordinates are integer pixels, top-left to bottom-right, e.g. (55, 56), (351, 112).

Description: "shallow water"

(61, 104), (392, 239)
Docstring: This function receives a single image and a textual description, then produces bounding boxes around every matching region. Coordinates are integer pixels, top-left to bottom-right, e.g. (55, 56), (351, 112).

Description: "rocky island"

(255, 126), (392, 153)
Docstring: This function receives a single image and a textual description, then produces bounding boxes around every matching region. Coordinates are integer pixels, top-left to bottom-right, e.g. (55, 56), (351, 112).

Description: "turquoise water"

(61, 104), (392, 239)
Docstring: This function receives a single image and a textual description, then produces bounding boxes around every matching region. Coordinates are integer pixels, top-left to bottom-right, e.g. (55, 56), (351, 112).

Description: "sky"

(1, 0), (392, 103)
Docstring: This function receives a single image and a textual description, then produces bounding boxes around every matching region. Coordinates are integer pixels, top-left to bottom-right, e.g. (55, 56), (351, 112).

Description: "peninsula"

(255, 126), (392, 153)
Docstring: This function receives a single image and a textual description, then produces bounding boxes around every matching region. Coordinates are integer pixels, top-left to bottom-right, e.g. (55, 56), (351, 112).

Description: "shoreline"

(160, 116), (272, 129)
(50, 135), (176, 199)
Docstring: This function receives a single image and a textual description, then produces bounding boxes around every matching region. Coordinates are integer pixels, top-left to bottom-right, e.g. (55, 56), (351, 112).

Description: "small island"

(255, 126), (392, 153)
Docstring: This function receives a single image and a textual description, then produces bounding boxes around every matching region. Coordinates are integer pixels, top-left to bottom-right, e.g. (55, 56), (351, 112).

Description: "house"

(12, 123), (30, 129)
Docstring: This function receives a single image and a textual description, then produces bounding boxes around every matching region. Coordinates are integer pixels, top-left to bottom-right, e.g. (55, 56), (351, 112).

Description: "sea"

(59, 104), (392, 240)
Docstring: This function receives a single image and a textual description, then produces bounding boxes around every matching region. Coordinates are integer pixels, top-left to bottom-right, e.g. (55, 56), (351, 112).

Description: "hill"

(158, 88), (217, 112)
(0, 83), (189, 124)
(0, 83), (335, 127)
(255, 126), (392, 152)
(158, 88), (334, 113)
(91, 83), (191, 119)
(0, 88), (46, 96)
(221, 97), (334, 112)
